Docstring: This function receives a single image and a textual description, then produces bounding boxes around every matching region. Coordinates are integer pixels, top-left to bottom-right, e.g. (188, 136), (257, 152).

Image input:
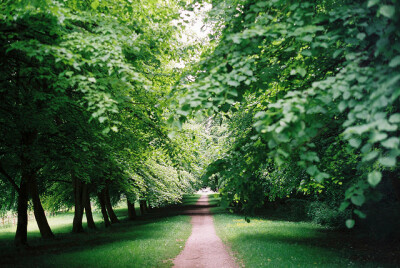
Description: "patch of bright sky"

(171, 2), (212, 68)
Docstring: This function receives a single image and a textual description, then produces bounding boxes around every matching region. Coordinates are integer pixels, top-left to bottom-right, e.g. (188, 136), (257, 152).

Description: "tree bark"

(139, 200), (146, 216)
(104, 185), (119, 224)
(390, 174), (400, 202)
(83, 184), (96, 229)
(98, 190), (111, 228)
(29, 175), (54, 239)
(14, 177), (29, 247)
(72, 176), (84, 233)
(15, 131), (36, 246)
(127, 200), (136, 220)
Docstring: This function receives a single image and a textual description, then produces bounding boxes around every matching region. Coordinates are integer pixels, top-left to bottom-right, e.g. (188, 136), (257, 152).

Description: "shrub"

(307, 201), (349, 228)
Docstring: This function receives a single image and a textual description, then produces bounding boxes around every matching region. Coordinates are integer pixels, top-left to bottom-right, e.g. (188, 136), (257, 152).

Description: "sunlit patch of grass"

(211, 209), (388, 267)
(181, 194), (201, 206)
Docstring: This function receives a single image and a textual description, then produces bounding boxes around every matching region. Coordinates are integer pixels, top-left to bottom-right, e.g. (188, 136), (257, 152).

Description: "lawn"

(0, 195), (200, 267)
(209, 195), (399, 268)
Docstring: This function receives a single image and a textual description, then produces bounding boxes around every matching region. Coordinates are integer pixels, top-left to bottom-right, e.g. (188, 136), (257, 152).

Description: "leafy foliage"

(175, 0), (400, 225)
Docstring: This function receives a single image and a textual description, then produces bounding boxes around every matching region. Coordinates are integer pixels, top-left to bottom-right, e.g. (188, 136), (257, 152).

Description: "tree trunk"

(14, 178), (29, 247)
(83, 184), (96, 229)
(139, 200), (146, 216)
(15, 131), (36, 247)
(104, 185), (119, 224)
(98, 190), (111, 228)
(146, 200), (152, 212)
(72, 176), (84, 233)
(29, 175), (54, 239)
(390, 173), (400, 202)
(127, 200), (136, 220)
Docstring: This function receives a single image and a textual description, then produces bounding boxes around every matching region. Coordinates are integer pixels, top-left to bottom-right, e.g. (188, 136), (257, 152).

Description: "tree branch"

(0, 163), (21, 194)
(48, 179), (71, 184)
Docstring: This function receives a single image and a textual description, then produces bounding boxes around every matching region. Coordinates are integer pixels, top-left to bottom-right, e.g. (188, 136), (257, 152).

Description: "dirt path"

(173, 194), (238, 268)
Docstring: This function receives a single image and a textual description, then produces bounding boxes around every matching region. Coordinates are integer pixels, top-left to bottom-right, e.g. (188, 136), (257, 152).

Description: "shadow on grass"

(230, 228), (400, 266)
(0, 194), (200, 267)
(209, 196), (400, 266)
(1, 215), (185, 266)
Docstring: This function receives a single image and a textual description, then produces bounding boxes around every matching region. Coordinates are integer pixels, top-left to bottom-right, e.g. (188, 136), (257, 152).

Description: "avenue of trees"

(1, 0), (399, 248)
(0, 0), (205, 246)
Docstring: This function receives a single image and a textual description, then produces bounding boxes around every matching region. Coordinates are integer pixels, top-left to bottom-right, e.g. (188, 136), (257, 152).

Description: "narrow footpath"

(173, 194), (238, 268)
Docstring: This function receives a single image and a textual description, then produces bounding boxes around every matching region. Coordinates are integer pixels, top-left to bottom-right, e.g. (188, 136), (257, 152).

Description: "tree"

(0, 0), (196, 245)
(175, 0), (400, 225)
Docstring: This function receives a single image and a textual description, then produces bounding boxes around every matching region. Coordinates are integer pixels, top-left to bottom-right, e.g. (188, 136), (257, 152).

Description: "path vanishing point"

(173, 194), (238, 268)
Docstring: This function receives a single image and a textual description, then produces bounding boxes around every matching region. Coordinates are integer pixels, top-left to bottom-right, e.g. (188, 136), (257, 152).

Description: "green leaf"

(354, 209), (367, 219)
(381, 137), (399, 149)
(98, 116), (107, 123)
(361, 143), (372, 154)
(370, 132), (387, 143)
(339, 201), (350, 211)
(338, 101), (347, 112)
(315, 172), (330, 183)
(351, 194), (365, 206)
(332, 49), (343, 59)
(389, 56), (400, 68)
(306, 165), (318, 176)
(362, 151), (379, 162)
(296, 67), (307, 77)
(301, 50), (312, 57)
(379, 5), (395, 18)
(102, 127), (110, 135)
(367, 171), (382, 187)
(227, 80), (240, 87)
(301, 35), (313, 42)
(389, 114), (400, 123)
(91, 0), (99, 10)
(356, 33), (366, 40)
(349, 138), (362, 148)
(367, 0), (379, 8)
(268, 139), (277, 149)
(378, 156), (396, 167)
(346, 219), (355, 229)
(254, 111), (267, 118)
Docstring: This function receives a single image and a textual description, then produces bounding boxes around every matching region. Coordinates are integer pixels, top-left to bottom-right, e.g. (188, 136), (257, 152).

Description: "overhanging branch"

(0, 163), (21, 194)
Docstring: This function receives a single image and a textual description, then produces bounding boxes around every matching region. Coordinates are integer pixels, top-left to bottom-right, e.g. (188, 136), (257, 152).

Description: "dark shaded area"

(231, 228), (400, 266)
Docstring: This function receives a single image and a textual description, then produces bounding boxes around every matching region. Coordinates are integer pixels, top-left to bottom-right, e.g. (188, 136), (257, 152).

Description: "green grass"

(0, 195), (200, 267)
(208, 195), (398, 268)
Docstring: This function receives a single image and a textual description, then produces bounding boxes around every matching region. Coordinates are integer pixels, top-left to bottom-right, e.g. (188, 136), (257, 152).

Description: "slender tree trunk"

(127, 200), (136, 220)
(83, 184), (96, 229)
(139, 200), (146, 216)
(98, 190), (111, 228)
(15, 131), (36, 246)
(104, 185), (119, 224)
(29, 175), (54, 239)
(14, 178), (29, 247)
(72, 176), (84, 233)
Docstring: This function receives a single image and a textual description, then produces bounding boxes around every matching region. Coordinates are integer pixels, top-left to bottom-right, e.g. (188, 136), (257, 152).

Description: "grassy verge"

(0, 195), (199, 267)
(209, 195), (399, 267)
